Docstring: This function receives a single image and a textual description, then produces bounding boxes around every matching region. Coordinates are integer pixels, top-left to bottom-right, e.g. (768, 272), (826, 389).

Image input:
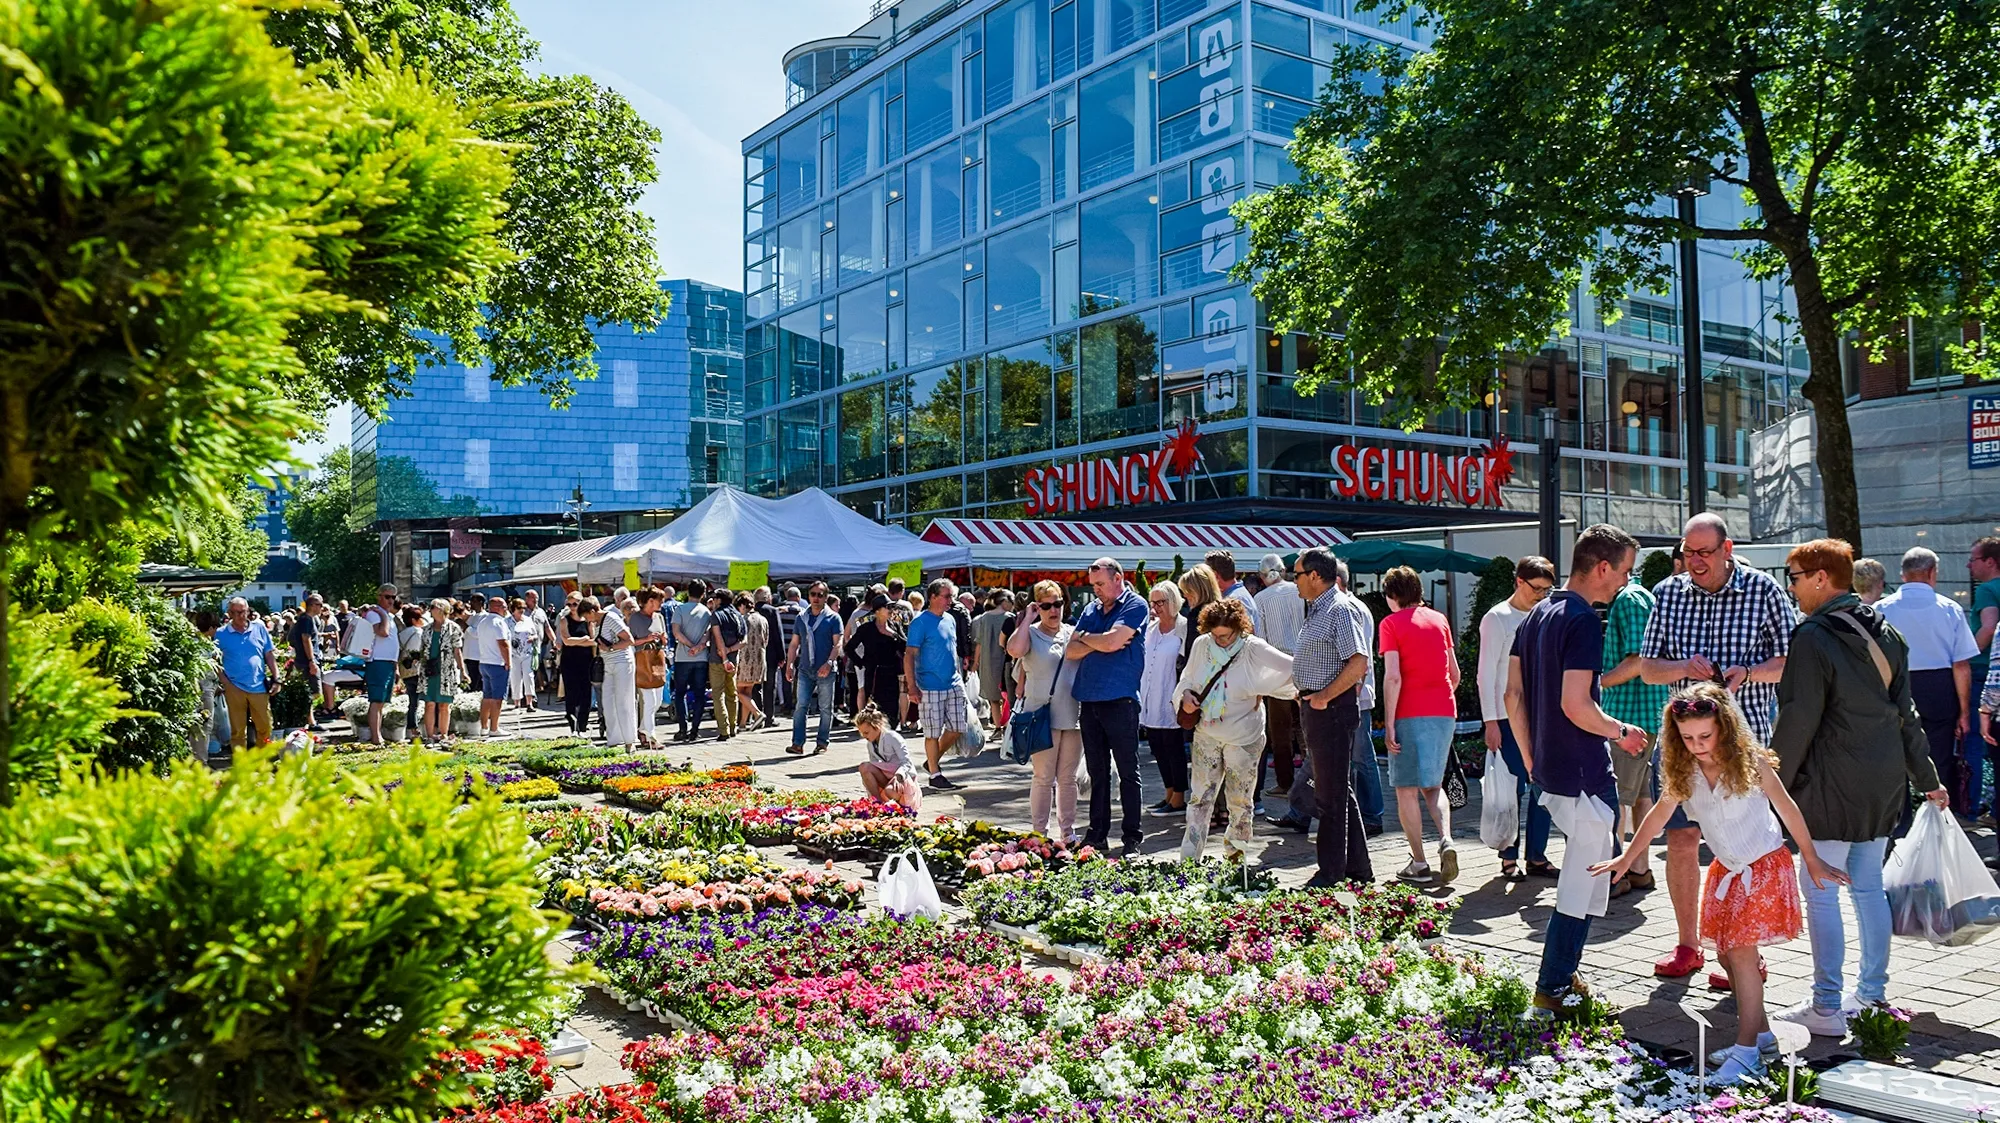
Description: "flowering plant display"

(497, 777), (562, 804)
(538, 842), (786, 912)
(445, 1082), (661, 1123)
(959, 858), (1275, 942)
(583, 866), (865, 920)
(576, 905), (1018, 1027)
(733, 799), (913, 846)
(1847, 1003), (1913, 1062)
(1097, 881), (1455, 958)
(442, 1030), (555, 1110)
(554, 758), (701, 791)
(960, 836), (1099, 879)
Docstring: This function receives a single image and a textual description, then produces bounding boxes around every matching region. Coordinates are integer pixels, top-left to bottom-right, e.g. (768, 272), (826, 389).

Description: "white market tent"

(552, 485), (970, 584)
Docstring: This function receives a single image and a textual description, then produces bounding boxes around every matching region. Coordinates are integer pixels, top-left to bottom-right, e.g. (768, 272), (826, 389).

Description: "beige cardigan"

(1174, 633), (1299, 744)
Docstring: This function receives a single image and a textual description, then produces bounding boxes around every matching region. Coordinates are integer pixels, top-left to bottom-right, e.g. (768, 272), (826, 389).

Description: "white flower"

(761, 1045), (816, 1087)
(1014, 1061), (1070, 1105)
(845, 1036), (895, 1069)
(937, 1083), (985, 1123)
(1173, 972), (1218, 1008)
(849, 1089), (906, 1123)
(1114, 990), (1159, 1021)
(1050, 995), (1092, 1029)
(1090, 1043), (1143, 1099)
(1156, 1034), (1205, 1072)
(917, 1042), (954, 1066)
(937, 1017), (968, 1040)
(1280, 1009), (1324, 1042)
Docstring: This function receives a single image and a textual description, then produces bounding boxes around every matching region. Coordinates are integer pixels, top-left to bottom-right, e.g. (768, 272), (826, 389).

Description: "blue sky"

(295, 0), (871, 465)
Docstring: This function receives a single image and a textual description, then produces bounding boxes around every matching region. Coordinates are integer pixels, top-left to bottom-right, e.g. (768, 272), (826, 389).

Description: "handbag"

(1443, 747), (1470, 811)
(635, 645), (666, 690)
(1176, 644), (1245, 731)
(1007, 704), (1053, 763)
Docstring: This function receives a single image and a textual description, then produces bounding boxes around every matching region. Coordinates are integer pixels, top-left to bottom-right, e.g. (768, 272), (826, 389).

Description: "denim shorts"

(1388, 716), (1455, 788)
(480, 666), (511, 701)
(363, 660), (398, 704)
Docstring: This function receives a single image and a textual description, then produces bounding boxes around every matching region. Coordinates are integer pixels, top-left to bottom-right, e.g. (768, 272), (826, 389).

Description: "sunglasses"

(1786, 568), (1816, 584)
(1669, 696), (1719, 717)
(810, 592), (826, 598)
(1037, 601), (1062, 610)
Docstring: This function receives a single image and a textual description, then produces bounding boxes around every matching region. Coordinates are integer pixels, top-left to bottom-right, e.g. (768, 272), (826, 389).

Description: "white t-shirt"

(466, 611), (509, 664)
(359, 605), (399, 663)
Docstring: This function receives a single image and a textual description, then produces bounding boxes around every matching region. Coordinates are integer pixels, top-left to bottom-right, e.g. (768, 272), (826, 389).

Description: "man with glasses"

(1476, 556), (1558, 880)
(1963, 536), (2000, 819)
(216, 596), (279, 750)
(1289, 547), (1375, 886)
(358, 584), (402, 745)
(1066, 558), (1151, 851)
(788, 581), (845, 756)
(1639, 512), (1797, 986)
(1772, 539), (1947, 1038)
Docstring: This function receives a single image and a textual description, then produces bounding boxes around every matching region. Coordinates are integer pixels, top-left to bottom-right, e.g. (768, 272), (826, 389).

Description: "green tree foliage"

(287, 448), (385, 606)
(0, 750), (569, 1122)
(1236, 0), (2000, 553)
(1640, 548), (1676, 590)
(140, 480), (271, 583)
(264, 1), (667, 411)
(8, 610), (133, 794)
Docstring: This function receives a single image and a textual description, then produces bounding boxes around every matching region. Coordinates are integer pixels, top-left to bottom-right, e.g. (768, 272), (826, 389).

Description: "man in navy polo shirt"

(1065, 557), (1150, 851)
(1506, 524), (1650, 1017)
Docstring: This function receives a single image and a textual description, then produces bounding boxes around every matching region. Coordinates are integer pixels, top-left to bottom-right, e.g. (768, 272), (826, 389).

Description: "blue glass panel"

(838, 179), (886, 284)
(906, 255), (963, 365)
(777, 119), (818, 215)
(1078, 53), (1152, 191)
(984, 0), (1051, 114)
(905, 39), (957, 151)
(1077, 0), (1154, 67)
(1079, 178), (1158, 314)
(987, 98), (1050, 222)
(908, 141), (963, 257)
(838, 280), (889, 382)
(987, 217), (1053, 341)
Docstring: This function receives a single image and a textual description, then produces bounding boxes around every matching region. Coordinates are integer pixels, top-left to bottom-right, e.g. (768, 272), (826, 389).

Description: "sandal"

(1526, 860), (1560, 878)
(1500, 859), (1525, 882)
(1608, 873), (1635, 899)
(1623, 870), (1657, 892)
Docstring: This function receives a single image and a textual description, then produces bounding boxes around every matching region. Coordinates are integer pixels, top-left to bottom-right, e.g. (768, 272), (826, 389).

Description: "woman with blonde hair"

(1175, 597), (1297, 862)
(1140, 578), (1191, 813)
(1178, 564), (1223, 662)
(1007, 579), (1083, 841)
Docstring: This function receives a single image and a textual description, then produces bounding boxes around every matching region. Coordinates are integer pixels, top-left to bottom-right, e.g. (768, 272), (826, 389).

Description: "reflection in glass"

(838, 281), (888, 382)
(985, 0), (1051, 113)
(905, 40), (957, 152)
(906, 256), (963, 365)
(987, 338), (1055, 458)
(777, 214), (817, 309)
(988, 99), (1051, 221)
(837, 82), (886, 188)
(779, 307), (821, 399)
(1079, 179), (1159, 314)
(1604, 345), (1679, 459)
(904, 366), (968, 473)
(1078, 0), (1155, 67)
(987, 218), (1053, 340)
(778, 120), (818, 216)
(838, 180), (886, 284)
(779, 402), (819, 493)
(909, 141), (962, 258)
(1078, 53), (1153, 191)
(1080, 313), (1161, 442)
(840, 383), (887, 483)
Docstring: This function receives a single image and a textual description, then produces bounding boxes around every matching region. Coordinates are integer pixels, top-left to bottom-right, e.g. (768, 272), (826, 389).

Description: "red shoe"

(1708, 957), (1767, 991)
(1654, 944), (1706, 979)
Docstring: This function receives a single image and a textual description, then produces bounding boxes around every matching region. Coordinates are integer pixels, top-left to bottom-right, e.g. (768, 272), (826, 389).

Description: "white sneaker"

(1396, 860), (1436, 885)
(1777, 1003), (1849, 1038)
(1711, 1043), (1766, 1085)
(1709, 1031), (1776, 1066)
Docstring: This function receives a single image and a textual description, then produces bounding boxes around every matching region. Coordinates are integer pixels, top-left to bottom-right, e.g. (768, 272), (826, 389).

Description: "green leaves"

(0, 749), (570, 1122)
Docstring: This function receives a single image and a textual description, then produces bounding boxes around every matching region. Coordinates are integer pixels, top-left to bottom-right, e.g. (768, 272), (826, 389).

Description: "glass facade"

(745, 0), (1803, 535)
(352, 280), (744, 525)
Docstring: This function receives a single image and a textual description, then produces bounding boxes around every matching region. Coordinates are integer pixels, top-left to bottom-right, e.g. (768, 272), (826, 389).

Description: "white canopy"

(569, 486), (971, 584)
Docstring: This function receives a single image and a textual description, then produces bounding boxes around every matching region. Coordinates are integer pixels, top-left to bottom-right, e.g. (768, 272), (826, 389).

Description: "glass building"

(742, 0), (1807, 540)
(351, 280), (743, 596)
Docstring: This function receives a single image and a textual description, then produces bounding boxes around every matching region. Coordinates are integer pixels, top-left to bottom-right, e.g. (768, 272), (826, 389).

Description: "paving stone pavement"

(476, 700), (2000, 1093)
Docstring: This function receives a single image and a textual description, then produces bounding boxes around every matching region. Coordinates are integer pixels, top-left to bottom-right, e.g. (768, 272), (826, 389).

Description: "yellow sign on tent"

(886, 559), (922, 588)
(622, 558), (641, 590)
(728, 560), (770, 591)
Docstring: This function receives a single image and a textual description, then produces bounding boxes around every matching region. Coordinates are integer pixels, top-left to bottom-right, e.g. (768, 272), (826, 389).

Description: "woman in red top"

(1378, 566), (1461, 887)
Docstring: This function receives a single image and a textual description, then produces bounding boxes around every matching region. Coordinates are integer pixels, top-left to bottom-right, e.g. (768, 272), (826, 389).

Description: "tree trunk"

(1786, 252), (1864, 553)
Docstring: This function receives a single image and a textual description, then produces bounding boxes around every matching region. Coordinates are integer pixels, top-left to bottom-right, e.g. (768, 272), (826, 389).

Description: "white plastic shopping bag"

(1479, 749), (1518, 851)
(879, 848), (944, 920)
(1885, 802), (2000, 945)
(957, 673), (989, 758)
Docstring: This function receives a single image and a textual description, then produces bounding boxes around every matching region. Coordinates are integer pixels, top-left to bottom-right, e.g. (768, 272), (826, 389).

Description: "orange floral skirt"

(1700, 846), (1803, 955)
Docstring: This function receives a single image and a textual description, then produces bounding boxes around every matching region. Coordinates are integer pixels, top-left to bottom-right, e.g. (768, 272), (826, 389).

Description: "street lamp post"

(1538, 406), (1561, 567)
(565, 485), (591, 540)
(1673, 179), (1709, 519)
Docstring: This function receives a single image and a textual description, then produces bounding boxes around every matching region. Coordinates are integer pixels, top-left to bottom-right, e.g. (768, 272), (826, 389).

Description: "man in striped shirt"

(1639, 512), (1796, 986)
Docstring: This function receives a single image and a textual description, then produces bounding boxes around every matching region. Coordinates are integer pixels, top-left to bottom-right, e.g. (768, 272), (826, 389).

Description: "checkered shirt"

(1639, 561), (1797, 743)
(1601, 580), (1670, 732)
(1294, 587), (1371, 694)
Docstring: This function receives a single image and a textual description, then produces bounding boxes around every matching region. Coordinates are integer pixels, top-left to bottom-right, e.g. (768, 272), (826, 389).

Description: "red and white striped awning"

(918, 518), (1349, 572)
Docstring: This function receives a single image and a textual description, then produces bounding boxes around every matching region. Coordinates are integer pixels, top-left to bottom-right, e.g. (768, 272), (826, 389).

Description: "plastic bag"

(1480, 749), (1519, 850)
(1884, 802), (2000, 946)
(879, 848), (944, 920)
(957, 678), (988, 759)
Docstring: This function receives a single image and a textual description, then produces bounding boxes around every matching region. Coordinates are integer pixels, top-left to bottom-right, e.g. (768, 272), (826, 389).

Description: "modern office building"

(351, 280), (744, 597)
(1754, 318), (2000, 581)
(743, 0), (1807, 542)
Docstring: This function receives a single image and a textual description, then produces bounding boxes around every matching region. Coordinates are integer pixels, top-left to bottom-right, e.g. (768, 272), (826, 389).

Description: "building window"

(462, 363), (489, 402)
(1079, 311), (1161, 443)
(839, 179), (887, 284)
(840, 383), (888, 483)
(778, 118), (818, 216)
(1077, 0), (1155, 69)
(1079, 178), (1159, 314)
(984, 0), (1051, 114)
(906, 255), (964, 364)
(612, 359), (639, 408)
(987, 217), (1054, 340)
(836, 80), (887, 188)
(987, 97), (1051, 221)
(905, 38), (958, 153)
(838, 280), (889, 382)
(463, 439), (490, 489)
(1078, 52), (1152, 191)
(987, 337), (1056, 458)
(908, 140), (964, 258)
(612, 443), (638, 492)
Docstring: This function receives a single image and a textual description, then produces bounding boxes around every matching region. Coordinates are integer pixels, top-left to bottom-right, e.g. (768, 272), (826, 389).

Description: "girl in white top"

(1174, 597), (1297, 863)
(1139, 581), (1190, 813)
(1595, 682), (1846, 1085)
(854, 704), (922, 810)
(1007, 579), (1083, 842)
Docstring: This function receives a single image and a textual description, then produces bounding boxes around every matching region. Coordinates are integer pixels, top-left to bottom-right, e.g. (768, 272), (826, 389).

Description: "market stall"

(917, 517), (1350, 586)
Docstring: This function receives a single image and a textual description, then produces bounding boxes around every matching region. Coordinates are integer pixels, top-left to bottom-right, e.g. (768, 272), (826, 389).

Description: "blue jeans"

(1495, 723), (1551, 863)
(791, 669), (838, 749)
(1352, 724), (1385, 828)
(671, 662), (707, 736)
(1964, 724), (1991, 814)
(1805, 837), (1891, 1012)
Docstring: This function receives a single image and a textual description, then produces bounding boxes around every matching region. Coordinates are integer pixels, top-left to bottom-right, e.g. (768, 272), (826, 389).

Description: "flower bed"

(732, 798), (913, 847)
(584, 866), (864, 919)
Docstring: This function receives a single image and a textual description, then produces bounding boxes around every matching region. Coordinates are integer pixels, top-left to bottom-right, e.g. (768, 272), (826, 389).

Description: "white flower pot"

(547, 1026), (591, 1068)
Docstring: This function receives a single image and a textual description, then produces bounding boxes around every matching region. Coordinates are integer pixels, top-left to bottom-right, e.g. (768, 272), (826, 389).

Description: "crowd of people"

(191, 520), (2000, 1082)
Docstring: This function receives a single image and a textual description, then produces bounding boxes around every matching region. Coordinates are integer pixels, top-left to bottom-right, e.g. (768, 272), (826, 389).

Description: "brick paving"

(437, 701), (2000, 1093)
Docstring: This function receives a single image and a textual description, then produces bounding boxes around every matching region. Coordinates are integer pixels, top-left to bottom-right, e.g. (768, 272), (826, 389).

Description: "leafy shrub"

(0, 750), (570, 1122)
(80, 593), (205, 771)
(1640, 548), (1675, 589)
(271, 670), (314, 728)
(10, 610), (133, 793)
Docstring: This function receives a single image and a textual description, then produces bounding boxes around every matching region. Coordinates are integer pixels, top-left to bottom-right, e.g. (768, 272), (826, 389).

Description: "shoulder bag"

(1176, 643), (1246, 731)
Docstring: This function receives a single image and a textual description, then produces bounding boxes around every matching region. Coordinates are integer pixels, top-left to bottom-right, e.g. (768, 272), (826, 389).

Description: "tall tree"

(264, 0), (667, 411)
(288, 449), (385, 606)
(1236, 0), (2000, 551)
(0, 0), (515, 801)
(140, 481), (272, 582)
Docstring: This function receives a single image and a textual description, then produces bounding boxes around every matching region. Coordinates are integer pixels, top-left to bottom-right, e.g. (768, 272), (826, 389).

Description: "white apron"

(1542, 792), (1617, 919)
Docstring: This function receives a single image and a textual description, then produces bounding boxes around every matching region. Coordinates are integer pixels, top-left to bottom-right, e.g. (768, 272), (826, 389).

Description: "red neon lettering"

(1101, 457), (1127, 506)
(1060, 462), (1082, 512)
(1332, 445), (1360, 497)
(1125, 454), (1150, 503)
(1024, 468), (1045, 515)
(1360, 447), (1387, 500)
(1146, 449), (1175, 503)
(1437, 452), (1465, 504)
